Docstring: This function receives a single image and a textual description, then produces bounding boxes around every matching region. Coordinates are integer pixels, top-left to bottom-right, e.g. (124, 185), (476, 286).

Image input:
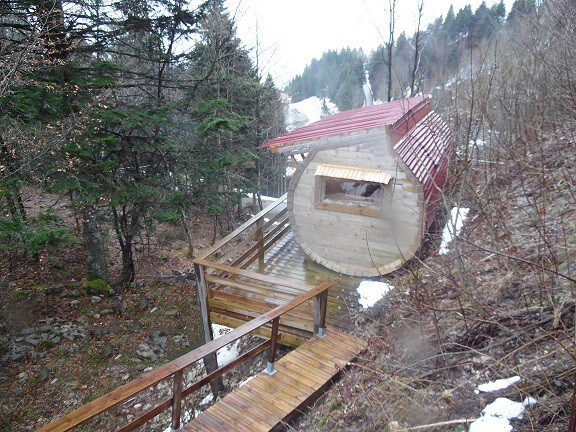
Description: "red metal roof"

(393, 111), (453, 227)
(262, 95), (430, 151)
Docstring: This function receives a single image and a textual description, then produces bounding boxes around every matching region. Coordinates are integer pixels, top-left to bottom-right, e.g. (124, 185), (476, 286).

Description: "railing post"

(170, 370), (183, 431)
(265, 317), (280, 375)
(193, 263), (224, 396)
(255, 218), (264, 267)
(314, 290), (328, 338)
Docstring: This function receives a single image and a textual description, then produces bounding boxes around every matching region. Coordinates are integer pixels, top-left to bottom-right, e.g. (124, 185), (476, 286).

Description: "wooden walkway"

(183, 327), (367, 432)
(201, 229), (364, 347)
(39, 196), (369, 432)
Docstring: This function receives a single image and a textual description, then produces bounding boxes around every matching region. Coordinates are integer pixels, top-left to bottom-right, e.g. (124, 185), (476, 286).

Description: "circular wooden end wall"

(287, 132), (425, 277)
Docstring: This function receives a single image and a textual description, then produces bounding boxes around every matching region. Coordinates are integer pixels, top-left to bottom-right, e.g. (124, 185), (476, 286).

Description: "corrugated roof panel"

(262, 96), (430, 151)
(393, 111), (453, 227)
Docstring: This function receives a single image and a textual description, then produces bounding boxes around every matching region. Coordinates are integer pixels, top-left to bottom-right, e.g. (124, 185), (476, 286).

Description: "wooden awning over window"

(314, 164), (392, 184)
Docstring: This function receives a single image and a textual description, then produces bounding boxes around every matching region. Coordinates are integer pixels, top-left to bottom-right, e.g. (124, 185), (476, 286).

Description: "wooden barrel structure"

(262, 96), (452, 277)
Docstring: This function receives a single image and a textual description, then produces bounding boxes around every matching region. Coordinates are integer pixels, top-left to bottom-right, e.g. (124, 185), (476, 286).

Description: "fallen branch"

(389, 418), (474, 431)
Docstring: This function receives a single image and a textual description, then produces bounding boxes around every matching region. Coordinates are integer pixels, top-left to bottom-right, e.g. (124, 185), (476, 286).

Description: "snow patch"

(469, 416), (513, 432)
(211, 324), (240, 366)
(475, 376), (521, 394)
(470, 397), (537, 432)
(357, 280), (394, 308)
(199, 393), (214, 406)
(243, 192), (278, 202)
(286, 97), (337, 131)
(439, 207), (470, 254)
(239, 374), (256, 387)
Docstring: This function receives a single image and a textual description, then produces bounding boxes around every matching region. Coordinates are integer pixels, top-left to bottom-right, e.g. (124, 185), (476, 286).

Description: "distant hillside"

(285, 48), (365, 111)
(285, 0), (535, 108)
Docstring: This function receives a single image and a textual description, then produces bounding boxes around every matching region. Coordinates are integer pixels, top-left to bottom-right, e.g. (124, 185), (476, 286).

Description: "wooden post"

(289, 155), (299, 169)
(170, 370), (183, 430)
(265, 317), (280, 375)
(193, 263), (224, 396)
(314, 291), (328, 338)
(255, 218), (264, 268)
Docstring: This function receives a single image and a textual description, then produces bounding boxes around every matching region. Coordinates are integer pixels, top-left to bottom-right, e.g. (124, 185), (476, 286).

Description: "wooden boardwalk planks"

(209, 232), (363, 347)
(182, 327), (367, 432)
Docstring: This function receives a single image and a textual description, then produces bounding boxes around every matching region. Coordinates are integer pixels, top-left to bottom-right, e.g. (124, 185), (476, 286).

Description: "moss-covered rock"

(84, 278), (113, 297)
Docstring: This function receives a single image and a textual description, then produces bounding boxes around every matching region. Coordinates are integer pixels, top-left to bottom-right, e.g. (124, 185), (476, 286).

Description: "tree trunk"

(179, 209), (194, 257)
(410, 1), (424, 97)
(120, 236), (135, 284)
(112, 206), (136, 285)
(386, 0), (396, 102)
(82, 206), (108, 281)
(1, 140), (27, 222)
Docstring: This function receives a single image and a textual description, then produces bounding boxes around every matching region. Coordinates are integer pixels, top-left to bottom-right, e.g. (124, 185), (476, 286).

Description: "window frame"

(313, 164), (392, 218)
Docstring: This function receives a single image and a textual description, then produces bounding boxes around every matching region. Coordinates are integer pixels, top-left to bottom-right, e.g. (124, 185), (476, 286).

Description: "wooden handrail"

(193, 258), (315, 291)
(38, 280), (331, 432)
(197, 193), (287, 260)
(217, 207), (288, 264)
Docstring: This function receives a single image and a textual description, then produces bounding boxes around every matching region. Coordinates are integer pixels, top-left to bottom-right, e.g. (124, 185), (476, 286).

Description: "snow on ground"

(199, 393), (214, 406)
(239, 374), (257, 387)
(211, 324), (240, 366)
(357, 280), (394, 308)
(242, 192), (278, 202)
(290, 96), (338, 124)
(285, 153), (307, 177)
(439, 207), (470, 254)
(470, 397), (537, 432)
(475, 376), (521, 394)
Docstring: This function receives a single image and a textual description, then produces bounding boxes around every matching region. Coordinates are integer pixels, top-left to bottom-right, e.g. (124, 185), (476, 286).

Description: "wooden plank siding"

(288, 137), (424, 277)
(182, 327), (367, 432)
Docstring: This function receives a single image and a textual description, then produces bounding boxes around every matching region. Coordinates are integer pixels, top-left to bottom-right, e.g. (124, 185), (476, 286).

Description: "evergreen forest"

(286, 0), (535, 109)
(1, 0), (285, 284)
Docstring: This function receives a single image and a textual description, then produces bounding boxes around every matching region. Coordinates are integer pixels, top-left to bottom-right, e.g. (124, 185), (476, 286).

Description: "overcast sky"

(226, 0), (514, 88)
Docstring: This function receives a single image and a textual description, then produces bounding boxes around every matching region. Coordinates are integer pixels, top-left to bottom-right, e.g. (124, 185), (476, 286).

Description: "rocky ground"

(0, 200), (276, 431)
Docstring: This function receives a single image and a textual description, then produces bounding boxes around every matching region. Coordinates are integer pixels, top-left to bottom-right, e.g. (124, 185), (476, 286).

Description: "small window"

(323, 178), (383, 203)
(314, 164), (392, 217)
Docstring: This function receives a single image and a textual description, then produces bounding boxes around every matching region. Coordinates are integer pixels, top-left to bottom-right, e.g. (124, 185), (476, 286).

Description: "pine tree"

(490, 0), (507, 24)
(442, 5), (456, 40)
(508, 0), (536, 22)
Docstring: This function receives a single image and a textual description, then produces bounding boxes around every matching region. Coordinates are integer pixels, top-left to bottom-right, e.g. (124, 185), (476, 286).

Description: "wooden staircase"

(38, 196), (367, 432)
(183, 328), (366, 432)
(38, 280), (366, 432)
(193, 194), (361, 348)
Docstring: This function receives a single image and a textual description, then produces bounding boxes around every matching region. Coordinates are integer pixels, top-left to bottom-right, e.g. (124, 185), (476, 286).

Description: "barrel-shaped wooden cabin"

(262, 95), (452, 277)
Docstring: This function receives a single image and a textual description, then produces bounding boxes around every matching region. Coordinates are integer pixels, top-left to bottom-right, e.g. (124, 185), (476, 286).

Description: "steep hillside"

(295, 0), (576, 430)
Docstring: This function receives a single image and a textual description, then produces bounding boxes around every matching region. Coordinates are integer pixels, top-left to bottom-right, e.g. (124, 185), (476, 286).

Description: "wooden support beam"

(290, 155), (299, 169)
(194, 263), (224, 396)
(265, 317), (280, 375)
(313, 291), (328, 338)
(171, 370), (184, 430)
(255, 217), (264, 267)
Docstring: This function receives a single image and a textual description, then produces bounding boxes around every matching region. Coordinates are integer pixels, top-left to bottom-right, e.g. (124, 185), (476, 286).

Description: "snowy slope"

(285, 96), (338, 132)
